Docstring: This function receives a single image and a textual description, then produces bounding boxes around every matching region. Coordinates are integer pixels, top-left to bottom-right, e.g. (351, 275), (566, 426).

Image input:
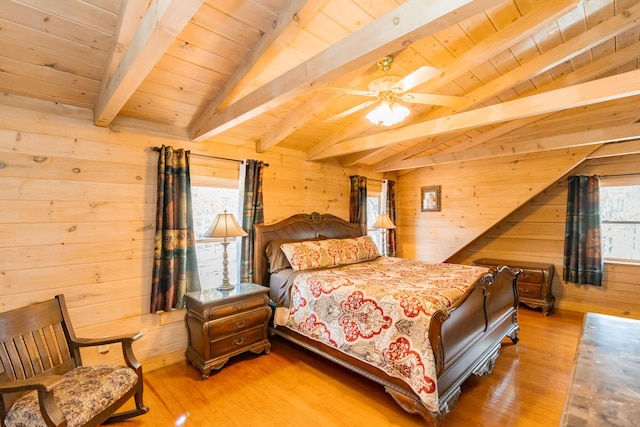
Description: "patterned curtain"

(563, 175), (603, 286)
(239, 160), (265, 283)
(382, 179), (397, 257)
(349, 175), (367, 227)
(151, 146), (201, 312)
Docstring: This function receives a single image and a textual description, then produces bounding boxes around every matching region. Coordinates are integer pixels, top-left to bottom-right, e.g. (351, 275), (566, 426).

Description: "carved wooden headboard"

(253, 212), (366, 287)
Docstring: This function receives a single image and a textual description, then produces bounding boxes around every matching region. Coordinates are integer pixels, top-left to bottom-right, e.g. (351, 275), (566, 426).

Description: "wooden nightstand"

(472, 258), (555, 316)
(184, 283), (271, 379)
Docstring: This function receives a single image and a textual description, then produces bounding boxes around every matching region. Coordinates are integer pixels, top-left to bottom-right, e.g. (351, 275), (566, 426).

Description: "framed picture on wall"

(421, 185), (441, 212)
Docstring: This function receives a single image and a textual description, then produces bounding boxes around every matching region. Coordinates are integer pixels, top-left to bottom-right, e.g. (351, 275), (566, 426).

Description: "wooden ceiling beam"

(192, 0), (320, 137)
(380, 123), (640, 169)
(310, 68), (640, 160)
(94, 0), (204, 127)
(321, 1), (640, 163)
(587, 140), (640, 159)
(306, 0), (580, 162)
(100, 1), (147, 84)
(256, 63), (371, 153)
(374, 40), (640, 171)
(188, 0), (503, 141)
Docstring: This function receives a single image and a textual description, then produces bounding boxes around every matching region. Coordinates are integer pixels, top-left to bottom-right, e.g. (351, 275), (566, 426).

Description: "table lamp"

(373, 213), (396, 257)
(205, 211), (247, 291)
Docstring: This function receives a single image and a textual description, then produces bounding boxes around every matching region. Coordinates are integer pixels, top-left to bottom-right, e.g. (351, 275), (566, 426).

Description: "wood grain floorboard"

(109, 308), (584, 427)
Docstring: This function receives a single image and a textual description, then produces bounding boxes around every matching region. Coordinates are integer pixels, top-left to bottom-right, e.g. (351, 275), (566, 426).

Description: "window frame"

(190, 162), (242, 288)
(366, 191), (384, 252)
(599, 175), (640, 265)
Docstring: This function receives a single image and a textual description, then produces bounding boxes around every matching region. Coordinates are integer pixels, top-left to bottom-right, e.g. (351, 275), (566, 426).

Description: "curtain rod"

(151, 146), (269, 167)
(600, 173), (640, 178)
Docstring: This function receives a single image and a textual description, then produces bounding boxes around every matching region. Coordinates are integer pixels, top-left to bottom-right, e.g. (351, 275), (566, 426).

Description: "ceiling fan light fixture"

(366, 100), (410, 126)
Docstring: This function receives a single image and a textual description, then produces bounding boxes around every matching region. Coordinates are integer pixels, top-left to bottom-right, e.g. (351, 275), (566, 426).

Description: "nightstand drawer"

(519, 269), (544, 284)
(472, 258), (555, 315)
(210, 326), (265, 358)
(208, 307), (270, 337)
(185, 283), (271, 379)
(208, 295), (267, 319)
(517, 282), (542, 299)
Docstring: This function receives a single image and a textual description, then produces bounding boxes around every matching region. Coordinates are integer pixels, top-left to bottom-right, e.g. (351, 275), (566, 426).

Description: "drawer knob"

(234, 320), (247, 329)
(519, 287), (530, 294)
(233, 302), (247, 310)
(232, 337), (246, 346)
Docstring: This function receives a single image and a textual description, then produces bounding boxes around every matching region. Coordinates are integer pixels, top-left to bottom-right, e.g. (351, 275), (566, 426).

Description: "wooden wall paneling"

(0, 259), (152, 296)
(0, 221), (153, 248)
(0, 179), (155, 202)
(0, 94), (380, 373)
(449, 153), (640, 318)
(0, 240), (152, 271)
(77, 320), (189, 368)
(0, 98), (187, 145)
(0, 200), (154, 223)
(6, 277), (150, 318)
(396, 146), (595, 262)
(0, 151), (154, 184)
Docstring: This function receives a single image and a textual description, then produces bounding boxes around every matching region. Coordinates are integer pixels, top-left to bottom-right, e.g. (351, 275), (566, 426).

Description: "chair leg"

(103, 385), (149, 424)
(103, 407), (150, 424)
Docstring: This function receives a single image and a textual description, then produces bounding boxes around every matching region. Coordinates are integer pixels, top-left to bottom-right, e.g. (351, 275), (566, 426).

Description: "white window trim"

(600, 175), (640, 264)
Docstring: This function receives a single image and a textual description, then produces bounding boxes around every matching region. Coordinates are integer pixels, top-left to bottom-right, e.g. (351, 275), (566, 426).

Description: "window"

(367, 193), (383, 251)
(192, 186), (240, 288)
(600, 177), (640, 262)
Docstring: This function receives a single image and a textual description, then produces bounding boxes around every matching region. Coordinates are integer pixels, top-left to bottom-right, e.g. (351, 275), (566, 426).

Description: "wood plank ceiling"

(2, 0), (640, 172)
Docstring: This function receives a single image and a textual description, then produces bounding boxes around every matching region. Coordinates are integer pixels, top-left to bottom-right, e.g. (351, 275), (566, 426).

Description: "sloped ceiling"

(2, 0), (640, 171)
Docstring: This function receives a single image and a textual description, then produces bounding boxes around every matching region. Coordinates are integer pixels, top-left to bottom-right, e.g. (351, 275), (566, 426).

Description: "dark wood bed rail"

(252, 212), (520, 427)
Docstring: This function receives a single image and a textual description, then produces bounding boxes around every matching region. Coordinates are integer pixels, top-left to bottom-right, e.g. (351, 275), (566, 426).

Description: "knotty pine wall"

(397, 149), (640, 319)
(0, 94), (382, 371)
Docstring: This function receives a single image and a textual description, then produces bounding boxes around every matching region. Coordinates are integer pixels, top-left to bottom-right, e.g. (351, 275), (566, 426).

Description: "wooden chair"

(0, 295), (149, 427)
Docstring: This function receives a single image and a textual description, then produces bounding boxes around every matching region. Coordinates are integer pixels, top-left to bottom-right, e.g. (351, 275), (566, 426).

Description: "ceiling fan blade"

(321, 87), (377, 97)
(400, 93), (467, 108)
(391, 66), (442, 93)
(323, 100), (377, 123)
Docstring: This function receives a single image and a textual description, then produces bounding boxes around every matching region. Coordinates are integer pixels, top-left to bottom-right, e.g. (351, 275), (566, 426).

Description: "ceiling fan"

(323, 56), (467, 126)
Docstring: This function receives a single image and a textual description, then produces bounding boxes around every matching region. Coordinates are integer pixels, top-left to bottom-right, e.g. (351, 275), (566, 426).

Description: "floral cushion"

(265, 236), (326, 273)
(4, 365), (138, 427)
(280, 235), (380, 271)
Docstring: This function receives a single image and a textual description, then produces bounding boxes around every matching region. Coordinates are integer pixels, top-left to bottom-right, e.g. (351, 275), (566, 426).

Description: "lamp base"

(216, 283), (235, 292)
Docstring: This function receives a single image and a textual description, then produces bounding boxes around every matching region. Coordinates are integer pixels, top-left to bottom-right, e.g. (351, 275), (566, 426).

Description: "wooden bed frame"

(253, 212), (520, 426)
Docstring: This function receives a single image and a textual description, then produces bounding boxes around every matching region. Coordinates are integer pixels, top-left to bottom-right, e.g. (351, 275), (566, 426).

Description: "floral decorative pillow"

(265, 236), (326, 273)
(280, 235), (380, 271)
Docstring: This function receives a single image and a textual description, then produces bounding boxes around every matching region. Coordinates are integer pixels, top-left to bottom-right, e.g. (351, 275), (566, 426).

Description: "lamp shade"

(205, 211), (247, 240)
(373, 213), (396, 229)
(366, 101), (410, 126)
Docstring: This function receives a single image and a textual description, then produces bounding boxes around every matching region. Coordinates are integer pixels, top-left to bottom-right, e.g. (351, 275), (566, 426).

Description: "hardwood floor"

(110, 308), (584, 427)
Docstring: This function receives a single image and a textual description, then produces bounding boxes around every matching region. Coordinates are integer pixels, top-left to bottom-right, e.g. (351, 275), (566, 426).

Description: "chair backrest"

(0, 295), (80, 413)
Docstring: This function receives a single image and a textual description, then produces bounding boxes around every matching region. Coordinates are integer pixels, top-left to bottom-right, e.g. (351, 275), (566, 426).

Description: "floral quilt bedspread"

(284, 256), (489, 412)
